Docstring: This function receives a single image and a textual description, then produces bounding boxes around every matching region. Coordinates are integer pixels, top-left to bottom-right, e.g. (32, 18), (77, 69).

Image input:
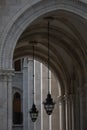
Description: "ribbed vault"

(13, 10), (87, 94)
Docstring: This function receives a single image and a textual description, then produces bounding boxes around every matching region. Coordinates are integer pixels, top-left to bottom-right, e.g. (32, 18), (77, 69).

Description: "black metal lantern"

(43, 18), (55, 115)
(43, 93), (55, 115)
(29, 45), (38, 122)
(30, 103), (38, 122)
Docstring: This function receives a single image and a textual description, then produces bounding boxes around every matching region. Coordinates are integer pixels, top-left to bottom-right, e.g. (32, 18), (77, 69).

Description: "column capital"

(0, 69), (14, 76)
(58, 95), (65, 104)
(64, 94), (75, 102)
(58, 94), (75, 104)
(0, 69), (14, 82)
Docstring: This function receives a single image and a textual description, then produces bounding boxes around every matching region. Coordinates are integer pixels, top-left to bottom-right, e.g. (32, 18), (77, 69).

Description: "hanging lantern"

(29, 103), (38, 122)
(43, 17), (55, 115)
(29, 44), (38, 122)
(43, 93), (55, 115)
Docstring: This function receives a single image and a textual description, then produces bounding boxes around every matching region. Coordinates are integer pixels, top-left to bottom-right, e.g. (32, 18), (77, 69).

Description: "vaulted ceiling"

(13, 10), (87, 93)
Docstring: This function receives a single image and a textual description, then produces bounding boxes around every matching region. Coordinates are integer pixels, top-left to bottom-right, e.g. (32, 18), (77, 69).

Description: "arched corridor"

(0, 0), (87, 130)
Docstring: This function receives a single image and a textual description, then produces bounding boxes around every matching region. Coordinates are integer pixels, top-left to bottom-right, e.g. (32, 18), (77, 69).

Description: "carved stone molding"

(58, 95), (65, 104)
(64, 94), (75, 103)
(0, 69), (14, 76)
(0, 69), (14, 82)
(58, 94), (75, 104)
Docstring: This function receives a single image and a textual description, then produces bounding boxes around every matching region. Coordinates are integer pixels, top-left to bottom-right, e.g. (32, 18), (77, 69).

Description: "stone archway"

(0, 0), (87, 70)
(0, 1), (87, 130)
(0, 0), (86, 95)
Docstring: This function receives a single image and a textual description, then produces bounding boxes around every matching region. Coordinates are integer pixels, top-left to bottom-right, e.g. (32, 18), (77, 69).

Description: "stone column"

(65, 95), (69, 130)
(58, 96), (66, 130)
(27, 58), (34, 130)
(70, 95), (75, 130)
(23, 58), (34, 130)
(35, 61), (41, 130)
(0, 70), (13, 130)
(23, 57), (29, 130)
(79, 84), (87, 130)
(58, 94), (75, 130)
(64, 94), (75, 130)
(74, 88), (80, 130)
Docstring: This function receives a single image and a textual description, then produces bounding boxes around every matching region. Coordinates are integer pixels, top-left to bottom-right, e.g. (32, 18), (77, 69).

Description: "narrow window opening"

(13, 92), (23, 124)
(14, 59), (21, 71)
